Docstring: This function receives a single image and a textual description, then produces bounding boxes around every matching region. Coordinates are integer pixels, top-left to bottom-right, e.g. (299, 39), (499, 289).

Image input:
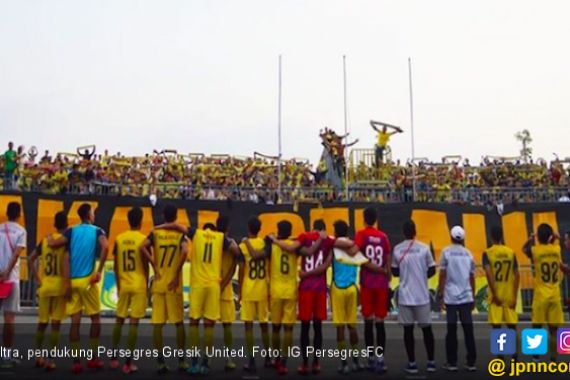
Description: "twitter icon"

(522, 329), (548, 355)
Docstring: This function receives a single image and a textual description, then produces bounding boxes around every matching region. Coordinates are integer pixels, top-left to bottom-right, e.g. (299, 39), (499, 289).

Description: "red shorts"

(298, 289), (327, 322)
(361, 287), (388, 319)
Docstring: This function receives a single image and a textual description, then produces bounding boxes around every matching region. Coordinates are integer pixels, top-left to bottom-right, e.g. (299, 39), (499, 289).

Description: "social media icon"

(557, 328), (570, 354)
(490, 329), (516, 355)
(522, 329), (548, 355)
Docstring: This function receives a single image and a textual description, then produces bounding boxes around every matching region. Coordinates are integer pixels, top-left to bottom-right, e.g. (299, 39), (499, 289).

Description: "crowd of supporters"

(2, 142), (570, 204)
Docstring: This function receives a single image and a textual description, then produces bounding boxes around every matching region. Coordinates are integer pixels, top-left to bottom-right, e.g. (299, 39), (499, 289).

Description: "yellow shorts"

(67, 283), (101, 316)
(151, 292), (184, 324)
(38, 295), (66, 323)
(270, 298), (297, 325)
(220, 299), (235, 323)
(488, 303), (518, 325)
(189, 286), (221, 321)
(331, 284), (357, 326)
(241, 300), (268, 323)
(532, 299), (564, 326)
(116, 291), (147, 319)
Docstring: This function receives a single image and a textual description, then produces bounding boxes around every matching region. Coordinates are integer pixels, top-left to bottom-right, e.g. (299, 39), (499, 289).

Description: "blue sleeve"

(187, 227), (196, 240)
(64, 228), (72, 242)
(482, 252), (489, 267)
(222, 236), (231, 250)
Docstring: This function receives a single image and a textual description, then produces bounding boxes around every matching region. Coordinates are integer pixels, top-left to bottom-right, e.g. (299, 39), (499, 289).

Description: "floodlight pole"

(277, 54), (283, 202)
(343, 54), (349, 201)
(408, 57), (417, 201)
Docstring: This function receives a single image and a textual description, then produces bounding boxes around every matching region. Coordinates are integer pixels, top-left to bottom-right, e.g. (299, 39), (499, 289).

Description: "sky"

(1, 0), (569, 166)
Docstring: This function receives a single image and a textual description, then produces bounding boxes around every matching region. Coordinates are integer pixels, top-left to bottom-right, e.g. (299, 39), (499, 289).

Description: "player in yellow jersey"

(239, 216), (271, 373)
(217, 216), (239, 371)
(186, 220), (238, 375)
(523, 223), (563, 361)
(266, 220), (298, 375)
(140, 204), (188, 374)
(482, 226), (519, 358)
(29, 211), (68, 371)
(110, 207), (147, 374)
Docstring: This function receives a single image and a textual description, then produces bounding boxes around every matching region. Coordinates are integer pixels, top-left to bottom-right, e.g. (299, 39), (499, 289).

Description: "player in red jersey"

(272, 219), (355, 375)
(355, 207), (391, 374)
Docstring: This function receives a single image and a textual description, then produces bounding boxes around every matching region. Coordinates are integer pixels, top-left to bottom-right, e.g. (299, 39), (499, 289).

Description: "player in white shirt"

(437, 226), (477, 372)
(0, 202), (27, 369)
(391, 220), (436, 375)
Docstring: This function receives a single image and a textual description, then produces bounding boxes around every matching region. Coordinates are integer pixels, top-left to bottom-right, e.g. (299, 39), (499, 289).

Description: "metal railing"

(3, 178), (570, 204)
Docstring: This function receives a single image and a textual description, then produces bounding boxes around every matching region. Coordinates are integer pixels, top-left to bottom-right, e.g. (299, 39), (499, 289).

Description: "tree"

(515, 129), (533, 163)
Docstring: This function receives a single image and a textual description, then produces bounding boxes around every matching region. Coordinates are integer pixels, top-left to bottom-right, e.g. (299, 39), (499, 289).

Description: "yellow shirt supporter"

(531, 244), (562, 302)
(148, 229), (186, 294)
(38, 233), (66, 297)
(377, 131), (390, 147)
(114, 230), (148, 293)
(269, 239), (298, 300)
(239, 237), (269, 302)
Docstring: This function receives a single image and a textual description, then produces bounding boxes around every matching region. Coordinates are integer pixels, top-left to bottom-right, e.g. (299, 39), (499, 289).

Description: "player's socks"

(313, 320), (323, 351)
(189, 324), (199, 348)
(272, 327), (281, 353)
(245, 328), (255, 357)
(223, 324), (233, 349)
(48, 330), (60, 350)
(375, 321), (386, 352)
(175, 323), (185, 350)
(300, 322), (310, 366)
(261, 324), (270, 350)
(71, 340), (81, 364)
(127, 324), (138, 352)
(204, 325), (214, 365)
(403, 325), (415, 363)
(111, 323), (122, 351)
(421, 326), (435, 362)
(153, 324), (164, 351)
(89, 337), (99, 352)
(35, 329), (46, 350)
(282, 328), (293, 362)
(364, 320), (374, 349)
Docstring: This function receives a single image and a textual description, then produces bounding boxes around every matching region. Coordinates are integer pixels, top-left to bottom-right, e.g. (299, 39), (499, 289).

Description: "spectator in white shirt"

(437, 226), (477, 373)
(0, 202), (27, 368)
(391, 220), (437, 375)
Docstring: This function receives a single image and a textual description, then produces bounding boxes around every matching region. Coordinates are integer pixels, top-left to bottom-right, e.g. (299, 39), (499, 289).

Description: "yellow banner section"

(411, 209), (450, 261)
(502, 212), (529, 265)
(259, 212), (306, 238)
(197, 210), (220, 229)
(463, 213), (487, 264)
(309, 208), (349, 236)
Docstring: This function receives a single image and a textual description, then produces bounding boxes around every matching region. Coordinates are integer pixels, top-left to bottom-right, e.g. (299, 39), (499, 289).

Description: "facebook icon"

(490, 329), (516, 355)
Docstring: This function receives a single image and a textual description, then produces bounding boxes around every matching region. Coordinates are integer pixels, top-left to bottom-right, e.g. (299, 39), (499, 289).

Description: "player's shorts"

(38, 295), (66, 323)
(298, 289), (327, 322)
(488, 303), (518, 325)
(151, 292), (184, 324)
(271, 298), (297, 325)
(331, 284), (357, 326)
(189, 286), (220, 321)
(0, 281), (20, 313)
(398, 303), (431, 327)
(220, 300), (235, 323)
(67, 283), (101, 316)
(241, 300), (268, 323)
(116, 291), (147, 319)
(361, 286), (388, 319)
(531, 299), (564, 326)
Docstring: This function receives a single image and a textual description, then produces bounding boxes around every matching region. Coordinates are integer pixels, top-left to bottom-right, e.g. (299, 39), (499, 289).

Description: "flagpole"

(408, 57), (417, 201)
(343, 54), (349, 200)
(277, 54), (283, 202)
